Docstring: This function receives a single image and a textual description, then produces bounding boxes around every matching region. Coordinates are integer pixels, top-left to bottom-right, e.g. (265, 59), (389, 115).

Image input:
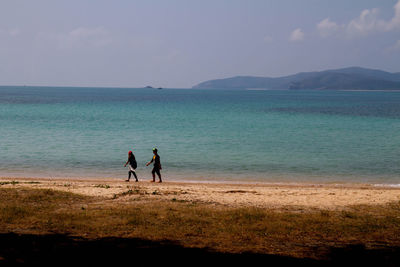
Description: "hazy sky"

(1, 0), (400, 88)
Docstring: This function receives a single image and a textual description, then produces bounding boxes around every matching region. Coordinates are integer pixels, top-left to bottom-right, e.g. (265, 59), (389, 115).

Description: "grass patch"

(0, 188), (399, 259)
(0, 181), (19, 186)
(113, 187), (147, 199)
(94, 184), (111, 189)
(0, 188), (91, 226)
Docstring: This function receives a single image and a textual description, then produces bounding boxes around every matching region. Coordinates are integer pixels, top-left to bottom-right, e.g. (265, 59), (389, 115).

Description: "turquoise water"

(1, 86), (400, 184)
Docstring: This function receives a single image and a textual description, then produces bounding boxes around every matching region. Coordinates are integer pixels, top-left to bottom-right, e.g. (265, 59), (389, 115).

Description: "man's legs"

(155, 169), (162, 183)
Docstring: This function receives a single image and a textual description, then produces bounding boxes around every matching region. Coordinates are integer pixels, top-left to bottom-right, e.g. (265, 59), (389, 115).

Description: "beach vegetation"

(0, 188), (399, 260)
(94, 184), (111, 189)
(0, 181), (19, 186)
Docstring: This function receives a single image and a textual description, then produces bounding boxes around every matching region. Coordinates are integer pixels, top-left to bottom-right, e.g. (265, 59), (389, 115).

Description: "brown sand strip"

(1, 177), (399, 210)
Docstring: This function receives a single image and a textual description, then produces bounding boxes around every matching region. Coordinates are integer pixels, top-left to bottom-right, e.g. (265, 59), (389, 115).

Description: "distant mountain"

(192, 67), (400, 90)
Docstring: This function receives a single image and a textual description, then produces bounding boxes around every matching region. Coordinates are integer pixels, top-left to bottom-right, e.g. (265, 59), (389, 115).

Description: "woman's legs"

(131, 170), (138, 181)
(127, 170), (138, 182)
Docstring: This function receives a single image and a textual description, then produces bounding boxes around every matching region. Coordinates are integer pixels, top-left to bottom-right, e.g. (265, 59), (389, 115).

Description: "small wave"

(373, 183), (400, 188)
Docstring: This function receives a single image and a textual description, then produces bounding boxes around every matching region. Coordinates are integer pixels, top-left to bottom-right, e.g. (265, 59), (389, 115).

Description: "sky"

(1, 0), (400, 88)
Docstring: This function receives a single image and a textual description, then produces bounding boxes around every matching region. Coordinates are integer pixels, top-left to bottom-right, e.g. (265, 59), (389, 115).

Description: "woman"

(124, 150), (138, 182)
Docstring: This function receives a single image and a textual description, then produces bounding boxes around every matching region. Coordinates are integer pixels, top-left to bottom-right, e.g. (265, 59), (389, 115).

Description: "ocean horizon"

(1, 86), (400, 185)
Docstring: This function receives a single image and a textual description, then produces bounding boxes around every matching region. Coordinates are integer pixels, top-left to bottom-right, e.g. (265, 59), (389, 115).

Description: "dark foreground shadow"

(0, 233), (399, 266)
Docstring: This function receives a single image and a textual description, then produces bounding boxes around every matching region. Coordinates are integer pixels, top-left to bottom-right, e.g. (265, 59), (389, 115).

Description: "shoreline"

(1, 173), (399, 187)
(1, 176), (399, 210)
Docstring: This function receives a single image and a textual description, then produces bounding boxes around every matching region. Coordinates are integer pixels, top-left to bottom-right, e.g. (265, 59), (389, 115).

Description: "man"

(146, 148), (162, 183)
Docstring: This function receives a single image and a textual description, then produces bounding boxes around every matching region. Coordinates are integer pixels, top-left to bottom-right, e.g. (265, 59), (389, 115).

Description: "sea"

(1, 86), (400, 185)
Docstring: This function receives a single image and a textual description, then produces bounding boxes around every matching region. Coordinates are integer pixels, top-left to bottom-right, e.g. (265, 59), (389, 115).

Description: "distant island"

(144, 86), (163, 89)
(192, 67), (400, 90)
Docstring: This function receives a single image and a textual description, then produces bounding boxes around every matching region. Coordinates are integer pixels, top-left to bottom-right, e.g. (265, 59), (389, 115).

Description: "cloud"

(393, 39), (400, 50)
(290, 28), (304, 42)
(384, 0), (400, 31)
(346, 8), (383, 36)
(8, 28), (20, 36)
(317, 0), (400, 38)
(387, 39), (400, 52)
(0, 27), (20, 37)
(346, 1), (400, 35)
(317, 18), (340, 37)
(58, 27), (112, 49)
(263, 35), (273, 43)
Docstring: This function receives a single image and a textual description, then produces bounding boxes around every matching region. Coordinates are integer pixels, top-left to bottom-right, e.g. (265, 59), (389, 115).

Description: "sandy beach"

(1, 177), (399, 210)
(1, 176), (400, 265)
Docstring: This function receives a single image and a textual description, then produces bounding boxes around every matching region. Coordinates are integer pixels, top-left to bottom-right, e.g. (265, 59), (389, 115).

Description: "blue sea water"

(1, 86), (400, 184)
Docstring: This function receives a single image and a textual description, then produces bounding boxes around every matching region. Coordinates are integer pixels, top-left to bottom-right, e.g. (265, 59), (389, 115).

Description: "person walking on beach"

(124, 150), (138, 182)
(146, 148), (162, 183)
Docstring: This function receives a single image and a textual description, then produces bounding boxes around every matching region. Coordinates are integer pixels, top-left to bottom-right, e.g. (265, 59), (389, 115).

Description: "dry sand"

(1, 177), (399, 210)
